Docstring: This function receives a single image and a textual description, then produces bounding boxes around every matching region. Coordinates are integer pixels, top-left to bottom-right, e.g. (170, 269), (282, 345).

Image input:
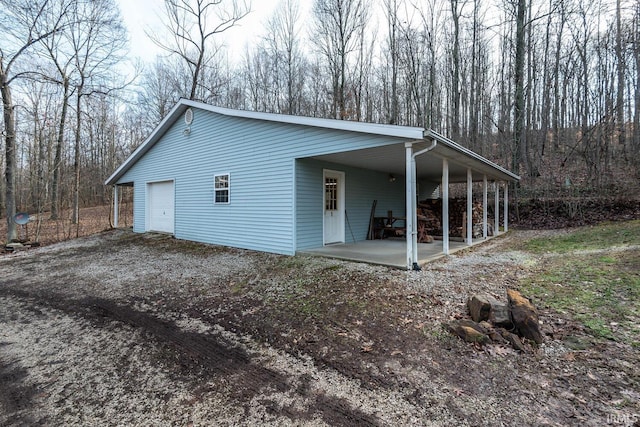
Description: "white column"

(494, 182), (500, 235)
(442, 159), (449, 255)
(504, 182), (509, 232)
(411, 156), (418, 267)
(113, 185), (119, 228)
(405, 143), (414, 270)
(466, 168), (473, 245)
(482, 175), (488, 239)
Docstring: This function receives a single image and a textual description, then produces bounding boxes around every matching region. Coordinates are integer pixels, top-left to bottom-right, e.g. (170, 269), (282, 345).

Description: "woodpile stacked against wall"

(418, 198), (490, 238)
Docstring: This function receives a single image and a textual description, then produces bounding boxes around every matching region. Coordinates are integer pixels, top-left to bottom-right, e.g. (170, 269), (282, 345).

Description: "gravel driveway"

(1, 229), (638, 426)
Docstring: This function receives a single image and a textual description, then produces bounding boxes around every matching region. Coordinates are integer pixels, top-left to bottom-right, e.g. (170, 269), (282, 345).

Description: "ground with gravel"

(1, 228), (638, 426)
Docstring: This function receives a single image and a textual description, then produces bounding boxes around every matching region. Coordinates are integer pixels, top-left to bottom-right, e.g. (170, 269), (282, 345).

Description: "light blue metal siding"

(295, 158), (405, 250)
(294, 159), (322, 248)
(130, 183), (146, 233)
(345, 164), (406, 241)
(117, 109), (409, 255)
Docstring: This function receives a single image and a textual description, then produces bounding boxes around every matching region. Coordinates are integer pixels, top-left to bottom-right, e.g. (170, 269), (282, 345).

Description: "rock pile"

(445, 289), (543, 352)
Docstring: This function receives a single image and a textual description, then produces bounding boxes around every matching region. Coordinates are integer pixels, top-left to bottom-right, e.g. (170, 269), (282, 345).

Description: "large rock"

(468, 293), (513, 329)
(467, 294), (492, 322)
(445, 320), (491, 345)
(489, 299), (513, 329)
(507, 289), (543, 344)
(498, 328), (526, 352)
(487, 329), (508, 344)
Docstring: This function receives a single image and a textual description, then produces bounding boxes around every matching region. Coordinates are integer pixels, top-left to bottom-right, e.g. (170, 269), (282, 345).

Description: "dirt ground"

(1, 228), (638, 426)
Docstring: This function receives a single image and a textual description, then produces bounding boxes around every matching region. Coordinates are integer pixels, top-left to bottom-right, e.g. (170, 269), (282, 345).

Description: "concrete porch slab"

(298, 236), (494, 269)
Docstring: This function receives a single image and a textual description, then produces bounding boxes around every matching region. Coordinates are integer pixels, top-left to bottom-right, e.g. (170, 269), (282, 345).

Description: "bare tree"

(615, 0), (625, 152)
(311, 0), (370, 120)
(139, 57), (183, 125)
(39, 4), (76, 220)
(0, 0), (69, 242)
(149, 0), (250, 101)
(449, 0), (465, 139)
(264, 0), (306, 115)
(243, 46), (274, 111)
(67, 0), (128, 225)
(383, 0), (400, 124)
(21, 80), (56, 223)
(413, 0), (446, 129)
(634, 1), (640, 162)
(512, 0), (527, 177)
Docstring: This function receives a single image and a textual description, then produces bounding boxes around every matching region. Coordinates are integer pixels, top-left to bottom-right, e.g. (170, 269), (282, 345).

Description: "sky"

(115, 0), (307, 66)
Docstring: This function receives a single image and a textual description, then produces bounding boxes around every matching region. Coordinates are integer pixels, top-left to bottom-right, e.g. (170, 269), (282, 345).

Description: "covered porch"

(299, 236), (492, 269)
(302, 129), (519, 270)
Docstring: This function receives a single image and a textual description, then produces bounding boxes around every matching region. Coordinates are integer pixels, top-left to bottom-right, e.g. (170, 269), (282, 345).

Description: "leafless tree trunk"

(41, 19), (74, 220)
(384, 0), (399, 124)
(263, 0), (306, 115)
(149, 0), (250, 101)
(67, 0), (127, 225)
(615, 0), (626, 153)
(1, 67), (17, 241)
(513, 0), (527, 177)
(50, 76), (69, 219)
(449, 0), (462, 139)
(552, 2), (567, 152)
(634, 2), (640, 162)
(0, 0), (68, 242)
(312, 0), (369, 120)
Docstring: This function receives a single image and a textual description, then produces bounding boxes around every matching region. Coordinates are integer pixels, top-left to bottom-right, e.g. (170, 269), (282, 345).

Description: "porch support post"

(405, 142), (414, 270)
(411, 155), (418, 267)
(482, 175), (488, 239)
(466, 168), (473, 245)
(494, 181), (500, 235)
(113, 185), (119, 228)
(442, 159), (449, 255)
(503, 182), (509, 232)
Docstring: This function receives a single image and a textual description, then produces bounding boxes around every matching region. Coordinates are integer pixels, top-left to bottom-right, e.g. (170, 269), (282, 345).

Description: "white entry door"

(323, 170), (345, 245)
(148, 180), (175, 234)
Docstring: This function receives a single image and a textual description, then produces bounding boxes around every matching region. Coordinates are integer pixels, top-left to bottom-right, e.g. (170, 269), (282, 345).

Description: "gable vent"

(184, 108), (194, 125)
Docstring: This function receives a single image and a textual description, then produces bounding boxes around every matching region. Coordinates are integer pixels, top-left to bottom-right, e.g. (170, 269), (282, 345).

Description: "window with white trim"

(214, 174), (230, 204)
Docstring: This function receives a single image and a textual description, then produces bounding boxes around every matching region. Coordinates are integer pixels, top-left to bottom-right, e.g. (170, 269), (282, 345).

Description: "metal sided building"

(106, 99), (519, 270)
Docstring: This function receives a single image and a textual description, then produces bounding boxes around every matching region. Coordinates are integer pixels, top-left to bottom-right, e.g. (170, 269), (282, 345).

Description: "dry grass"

(1, 202), (133, 246)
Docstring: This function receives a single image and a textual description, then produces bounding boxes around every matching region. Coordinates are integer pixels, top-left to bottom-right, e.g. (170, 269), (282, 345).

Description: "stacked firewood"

(417, 200), (442, 234)
(418, 198), (484, 237)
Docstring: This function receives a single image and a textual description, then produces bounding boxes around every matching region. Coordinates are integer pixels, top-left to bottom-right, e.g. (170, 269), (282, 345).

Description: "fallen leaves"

(485, 345), (516, 357)
(360, 341), (374, 353)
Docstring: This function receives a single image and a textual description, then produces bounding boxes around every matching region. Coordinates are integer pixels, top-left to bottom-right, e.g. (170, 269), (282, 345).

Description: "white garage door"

(148, 181), (175, 234)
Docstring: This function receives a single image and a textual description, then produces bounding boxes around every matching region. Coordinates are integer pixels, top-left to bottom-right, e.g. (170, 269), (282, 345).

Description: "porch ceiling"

(310, 140), (515, 183)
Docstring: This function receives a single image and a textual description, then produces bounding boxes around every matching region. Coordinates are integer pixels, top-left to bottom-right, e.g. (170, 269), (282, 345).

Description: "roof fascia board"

(106, 98), (425, 185)
(106, 99), (518, 186)
(425, 129), (521, 182)
(105, 100), (188, 185)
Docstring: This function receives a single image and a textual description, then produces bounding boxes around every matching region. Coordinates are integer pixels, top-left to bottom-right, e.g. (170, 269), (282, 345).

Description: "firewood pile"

(418, 198), (485, 237)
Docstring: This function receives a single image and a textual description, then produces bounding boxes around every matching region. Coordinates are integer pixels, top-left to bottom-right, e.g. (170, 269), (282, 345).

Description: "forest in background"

(1, 0), (639, 242)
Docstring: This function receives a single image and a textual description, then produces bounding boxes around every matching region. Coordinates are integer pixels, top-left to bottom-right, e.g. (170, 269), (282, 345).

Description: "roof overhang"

(309, 130), (519, 183)
(106, 99), (519, 186)
(105, 99), (426, 185)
